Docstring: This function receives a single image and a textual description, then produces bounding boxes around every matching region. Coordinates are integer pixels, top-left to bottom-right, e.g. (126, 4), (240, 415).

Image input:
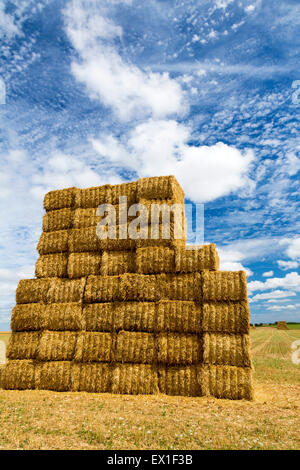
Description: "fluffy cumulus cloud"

(0, 1), (19, 38)
(248, 272), (300, 292)
(65, 0), (254, 203)
(286, 238), (300, 260)
(278, 260), (299, 270)
(250, 290), (296, 302)
(93, 121), (254, 203)
(64, 1), (187, 121)
(263, 271), (274, 277)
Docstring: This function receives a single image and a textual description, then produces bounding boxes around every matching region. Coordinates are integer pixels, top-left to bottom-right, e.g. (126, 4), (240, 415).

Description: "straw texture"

(202, 271), (248, 302)
(202, 333), (251, 367)
(115, 331), (155, 363)
(111, 363), (159, 394)
(158, 365), (200, 396)
(199, 364), (253, 400)
(202, 301), (250, 334)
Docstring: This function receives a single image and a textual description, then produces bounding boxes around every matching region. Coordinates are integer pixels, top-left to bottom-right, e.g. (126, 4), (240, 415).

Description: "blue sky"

(0, 0), (299, 329)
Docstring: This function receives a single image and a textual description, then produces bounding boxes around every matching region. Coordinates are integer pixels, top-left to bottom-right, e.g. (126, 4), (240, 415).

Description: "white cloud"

(220, 261), (253, 276)
(93, 120), (255, 203)
(248, 272), (300, 292)
(262, 270), (274, 277)
(278, 260), (299, 271)
(286, 238), (300, 260)
(64, 1), (187, 121)
(266, 304), (297, 311)
(0, 2), (20, 38)
(250, 290), (296, 302)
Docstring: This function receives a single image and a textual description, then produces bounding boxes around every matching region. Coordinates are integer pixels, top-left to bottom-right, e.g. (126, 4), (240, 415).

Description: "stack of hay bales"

(1, 176), (253, 399)
(277, 321), (288, 330)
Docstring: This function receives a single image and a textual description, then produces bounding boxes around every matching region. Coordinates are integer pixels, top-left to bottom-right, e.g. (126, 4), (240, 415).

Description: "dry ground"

(0, 327), (299, 450)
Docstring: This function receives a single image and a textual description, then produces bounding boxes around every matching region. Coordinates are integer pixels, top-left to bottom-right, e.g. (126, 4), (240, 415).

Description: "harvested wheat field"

(0, 327), (299, 450)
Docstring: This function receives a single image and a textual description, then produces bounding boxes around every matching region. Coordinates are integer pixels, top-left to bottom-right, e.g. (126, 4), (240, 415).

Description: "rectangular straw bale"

(44, 187), (77, 211)
(0, 360), (36, 390)
(84, 303), (114, 331)
(136, 247), (175, 274)
(156, 301), (201, 333)
(202, 271), (248, 302)
(120, 274), (163, 301)
(46, 278), (86, 304)
(138, 198), (185, 225)
(199, 364), (253, 400)
(7, 332), (40, 360)
(99, 228), (136, 251)
(11, 303), (43, 331)
(110, 181), (137, 206)
(100, 250), (136, 276)
(35, 253), (68, 278)
(36, 361), (72, 391)
(111, 363), (158, 394)
(115, 331), (155, 363)
(73, 207), (100, 228)
(67, 252), (101, 278)
(84, 275), (121, 302)
(114, 302), (156, 332)
(71, 363), (111, 393)
(137, 175), (184, 203)
(74, 184), (111, 208)
(69, 227), (101, 252)
(202, 333), (251, 367)
(202, 302), (250, 334)
(175, 244), (219, 273)
(37, 331), (78, 361)
(16, 278), (50, 304)
(157, 333), (201, 365)
(37, 230), (69, 255)
(164, 273), (201, 301)
(42, 208), (74, 232)
(158, 365), (200, 396)
(41, 303), (84, 331)
(75, 332), (113, 362)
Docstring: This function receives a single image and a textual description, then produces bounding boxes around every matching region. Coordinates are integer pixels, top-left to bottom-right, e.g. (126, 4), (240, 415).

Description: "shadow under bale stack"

(1, 176), (253, 399)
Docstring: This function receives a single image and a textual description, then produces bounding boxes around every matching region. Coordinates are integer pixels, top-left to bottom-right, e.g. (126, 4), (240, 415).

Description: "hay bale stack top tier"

(1, 175), (253, 399)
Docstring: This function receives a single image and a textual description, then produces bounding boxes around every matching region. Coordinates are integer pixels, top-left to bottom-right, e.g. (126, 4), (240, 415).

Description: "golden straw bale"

(138, 198), (185, 226)
(137, 175), (184, 203)
(73, 207), (100, 228)
(199, 364), (253, 400)
(84, 275), (121, 303)
(7, 332), (40, 360)
(16, 278), (50, 304)
(71, 363), (111, 393)
(0, 360), (36, 390)
(69, 227), (101, 252)
(11, 304), (43, 331)
(175, 244), (219, 272)
(74, 184), (111, 208)
(37, 230), (69, 255)
(41, 303), (84, 331)
(202, 302), (250, 334)
(84, 303), (114, 331)
(114, 302), (156, 332)
(111, 363), (158, 394)
(75, 332), (113, 362)
(46, 278), (86, 303)
(202, 333), (251, 367)
(36, 361), (72, 391)
(136, 247), (175, 274)
(120, 274), (163, 301)
(68, 252), (101, 278)
(110, 181), (137, 206)
(157, 333), (201, 365)
(164, 273), (201, 301)
(158, 365), (200, 396)
(100, 251), (136, 276)
(37, 331), (78, 361)
(202, 271), (248, 302)
(99, 228), (136, 251)
(156, 301), (201, 333)
(277, 321), (289, 330)
(35, 253), (68, 278)
(115, 331), (155, 363)
(44, 187), (77, 211)
(42, 208), (74, 232)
